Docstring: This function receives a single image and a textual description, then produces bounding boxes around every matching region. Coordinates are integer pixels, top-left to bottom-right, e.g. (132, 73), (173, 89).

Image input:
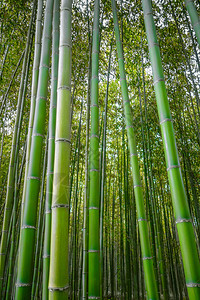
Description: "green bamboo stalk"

(184, 0), (200, 46)
(72, 103), (83, 299)
(0, 50), (24, 118)
(142, 0), (200, 298)
(4, 38), (33, 297)
(169, 0), (200, 112)
(15, 0), (54, 298)
(88, 0), (100, 298)
(111, 0), (158, 298)
(42, 0), (59, 298)
(0, 43), (9, 80)
(48, 0), (72, 298)
(100, 39), (112, 299)
(0, 2), (36, 293)
(82, 2), (91, 297)
(5, 157), (18, 300)
(21, 0), (44, 222)
(182, 2), (200, 71)
(32, 133), (48, 299)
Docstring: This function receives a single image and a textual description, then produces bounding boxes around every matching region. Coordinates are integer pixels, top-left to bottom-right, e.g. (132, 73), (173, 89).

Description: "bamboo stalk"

(42, 0), (59, 298)
(48, 0), (72, 298)
(142, 0), (200, 298)
(15, 0), (54, 298)
(184, 0), (200, 46)
(0, 2), (36, 293)
(88, 0), (101, 298)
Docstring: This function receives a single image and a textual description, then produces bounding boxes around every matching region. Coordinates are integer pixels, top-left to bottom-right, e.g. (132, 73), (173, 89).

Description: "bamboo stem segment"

(88, 0), (101, 298)
(48, 0), (72, 299)
(142, 0), (200, 299)
(15, 0), (54, 298)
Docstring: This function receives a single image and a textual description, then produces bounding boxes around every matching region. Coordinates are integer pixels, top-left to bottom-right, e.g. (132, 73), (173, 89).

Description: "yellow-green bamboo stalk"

(48, 0), (72, 298)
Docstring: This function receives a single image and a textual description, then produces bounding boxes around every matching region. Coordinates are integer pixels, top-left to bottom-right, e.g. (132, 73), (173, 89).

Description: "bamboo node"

(144, 11), (153, 18)
(89, 207), (99, 210)
(167, 165), (180, 171)
(15, 283), (32, 287)
(175, 218), (192, 224)
(186, 283), (200, 288)
(49, 285), (69, 292)
(149, 42), (159, 49)
(40, 64), (49, 69)
(61, 7), (71, 12)
(130, 153), (137, 157)
(33, 133), (44, 138)
(27, 176), (40, 181)
(88, 250), (99, 253)
(153, 78), (164, 85)
(138, 218), (147, 222)
(90, 169), (99, 172)
(90, 104), (98, 108)
(47, 171), (54, 175)
(51, 204), (69, 209)
(88, 297), (101, 299)
(37, 96), (47, 101)
(134, 185), (142, 188)
(21, 225), (36, 230)
(90, 134), (99, 139)
(143, 256), (153, 260)
(57, 85), (71, 91)
(55, 138), (71, 144)
(43, 254), (50, 258)
(91, 75), (99, 80)
(160, 118), (172, 125)
(124, 100), (130, 105)
(59, 43), (72, 48)
(0, 253), (6, 255)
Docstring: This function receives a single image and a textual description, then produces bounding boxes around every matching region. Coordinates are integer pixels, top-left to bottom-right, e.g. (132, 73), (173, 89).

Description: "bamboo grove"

(0, 0), (199, 299)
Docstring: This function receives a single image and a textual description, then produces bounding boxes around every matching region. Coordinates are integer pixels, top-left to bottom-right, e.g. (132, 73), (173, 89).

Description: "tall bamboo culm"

(142, 0), (200, 299)
(111, 0), (158, 299)
(0, 1), (36, 294)
(88, 0), (101, 298)
(82, 8), (91, 297)
(15, 0), (54, 298)
(48, 0), (72, 298)
(184, 0), (200, 46)
(21, 0), (44, 222)
(43, 0), (59, 298)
